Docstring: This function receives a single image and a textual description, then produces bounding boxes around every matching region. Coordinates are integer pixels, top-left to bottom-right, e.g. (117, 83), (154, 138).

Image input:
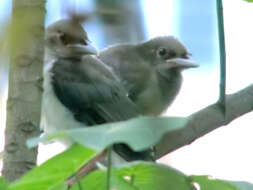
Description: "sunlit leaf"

(0, 177), (9, 190)
(28, 116), (187, 152)
(71, 162), (194, 190)
(71, 170), (137, 190)
(190, 175), (243, 190)
(48, 181), (68, 190)
(116, 162), (194, 190)
(9, 144), (97, 190)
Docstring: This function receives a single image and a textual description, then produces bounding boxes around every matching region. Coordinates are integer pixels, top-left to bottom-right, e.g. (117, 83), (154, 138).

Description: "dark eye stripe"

(60, 33), (69, 45)
(80, 39), (88, 45)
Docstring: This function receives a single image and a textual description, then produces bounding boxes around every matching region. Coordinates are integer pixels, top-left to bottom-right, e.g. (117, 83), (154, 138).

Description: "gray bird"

(41, 19), (152, 162)
(99, 37), (198, 116)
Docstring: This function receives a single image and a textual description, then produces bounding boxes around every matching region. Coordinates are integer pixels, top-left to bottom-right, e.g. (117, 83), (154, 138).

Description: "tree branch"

(155, 84), (253, 159)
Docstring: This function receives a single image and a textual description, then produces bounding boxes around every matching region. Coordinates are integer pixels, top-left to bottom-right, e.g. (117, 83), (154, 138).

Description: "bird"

(98, 36), (198, 116)
(41, 18), (152, 162)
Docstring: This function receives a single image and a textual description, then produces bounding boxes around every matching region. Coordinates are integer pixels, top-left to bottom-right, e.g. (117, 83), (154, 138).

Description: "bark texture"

(3, 0), (45, 181)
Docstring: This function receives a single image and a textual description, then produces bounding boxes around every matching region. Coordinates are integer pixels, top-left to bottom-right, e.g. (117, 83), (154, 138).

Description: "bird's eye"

(158, 48), (167, 56)
(59, 33), (68, 45)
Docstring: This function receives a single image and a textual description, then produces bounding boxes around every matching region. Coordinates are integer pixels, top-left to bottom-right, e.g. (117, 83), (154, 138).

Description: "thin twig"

(66, 150), (107, 189)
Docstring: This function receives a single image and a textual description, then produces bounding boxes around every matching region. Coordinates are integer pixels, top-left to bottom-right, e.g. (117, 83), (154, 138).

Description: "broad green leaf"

(243, 0), (253, 2)
(72, 162), (194, 190)
(116, 162), (194, 190)
(28, 116), (187, 151)
(9, 144), (97, 190)
(0, 177), (8, 190)
(190, 175), (240, 190)
(48, 181), (67, 190)
(71, 170), (137, 190)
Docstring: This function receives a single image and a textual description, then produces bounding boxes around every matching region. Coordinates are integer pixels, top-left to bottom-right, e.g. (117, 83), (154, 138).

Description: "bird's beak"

(166, 58), (199, 69)
(66, 41), (98, 55)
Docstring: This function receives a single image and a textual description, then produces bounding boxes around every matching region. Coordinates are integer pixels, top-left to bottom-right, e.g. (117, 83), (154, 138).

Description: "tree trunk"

(2, 0), (45, 182)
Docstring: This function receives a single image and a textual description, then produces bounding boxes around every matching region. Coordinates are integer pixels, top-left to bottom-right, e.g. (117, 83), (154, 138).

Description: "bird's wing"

(51, 56), (153, 161)
(99, 46), (150, 102)
(51, 56), (139, 125)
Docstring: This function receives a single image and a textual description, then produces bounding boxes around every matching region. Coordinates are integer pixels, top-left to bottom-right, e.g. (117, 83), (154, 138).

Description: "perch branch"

(155, 84), (253, 159)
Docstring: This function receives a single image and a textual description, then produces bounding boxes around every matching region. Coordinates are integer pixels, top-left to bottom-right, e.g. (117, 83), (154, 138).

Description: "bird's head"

(139, 36), (198, 74)
(45, 19), (97, 58)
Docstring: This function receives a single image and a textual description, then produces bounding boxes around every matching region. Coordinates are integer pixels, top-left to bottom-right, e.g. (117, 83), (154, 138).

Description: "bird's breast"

(135, 72), (182, 115)
(134, 73), (165, 115)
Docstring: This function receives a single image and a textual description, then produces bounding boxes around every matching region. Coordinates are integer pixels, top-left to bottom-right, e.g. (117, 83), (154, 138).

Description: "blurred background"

(0, 0), (253, 182)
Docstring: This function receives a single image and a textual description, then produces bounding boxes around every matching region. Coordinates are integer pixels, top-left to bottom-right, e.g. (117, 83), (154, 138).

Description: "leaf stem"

(106, 146), (112, 190)
(216, 0), (227, 115)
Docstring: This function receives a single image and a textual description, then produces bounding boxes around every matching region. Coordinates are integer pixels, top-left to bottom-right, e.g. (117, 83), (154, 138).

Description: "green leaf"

(72, 162), (194, 190)
(0, 177), (9, 190)
(48, 181), (68, 190)
(71, 170), (137, 190)
(116, 162), (194, 190)
(190, 175), (240, 190)
(243, 0), (253, 2)
(9, 144), (97, 190)
(28, 116), (187, 151)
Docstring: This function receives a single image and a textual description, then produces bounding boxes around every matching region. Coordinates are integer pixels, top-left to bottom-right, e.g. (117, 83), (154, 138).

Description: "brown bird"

(41, 19), (153, 162)
(99, 36), (198, 116)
